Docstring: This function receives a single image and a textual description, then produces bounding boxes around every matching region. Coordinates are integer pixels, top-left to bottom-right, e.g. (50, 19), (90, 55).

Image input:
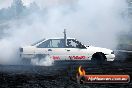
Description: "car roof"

(32, 37), (76, 46)
(46, 37), (75, 40)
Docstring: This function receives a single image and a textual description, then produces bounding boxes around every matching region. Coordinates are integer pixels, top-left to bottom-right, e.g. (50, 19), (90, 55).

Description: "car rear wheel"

(31, 54), (54, 66)
(31, 54), (46, 65)
(21, 58), (31, 65)
(91, 52), (106, 64)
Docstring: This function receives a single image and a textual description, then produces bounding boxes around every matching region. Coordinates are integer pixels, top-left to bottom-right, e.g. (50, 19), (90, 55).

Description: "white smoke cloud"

(32, 0), (128, 48)
(0, 0), (13, 9)
(0, 0), (76, 9)
(31, 56), (54, 66)
(32, 0), (77, 8)
(0, 0), (130, 64)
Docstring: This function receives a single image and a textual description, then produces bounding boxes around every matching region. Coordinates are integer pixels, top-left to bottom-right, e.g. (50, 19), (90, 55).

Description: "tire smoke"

(0, 0), (130, 64)
(31, 56), (54, 66)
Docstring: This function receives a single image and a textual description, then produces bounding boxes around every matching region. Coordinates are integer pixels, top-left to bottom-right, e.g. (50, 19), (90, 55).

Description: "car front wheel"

(91, 52), (106, 64)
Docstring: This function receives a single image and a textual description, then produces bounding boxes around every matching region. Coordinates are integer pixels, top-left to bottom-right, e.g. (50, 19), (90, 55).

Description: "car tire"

(91, 52), (106, 64)
(21, 58), (31, 65)
(31, 54), (54, 66)
(30, 54), (46, 65)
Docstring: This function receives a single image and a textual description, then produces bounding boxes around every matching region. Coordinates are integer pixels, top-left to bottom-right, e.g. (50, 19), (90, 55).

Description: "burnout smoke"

(31, 56), (54, 66)
(0, 0), (130, 64)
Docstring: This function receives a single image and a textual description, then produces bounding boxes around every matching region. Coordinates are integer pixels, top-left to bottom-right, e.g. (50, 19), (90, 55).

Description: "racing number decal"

(52, 56), (88, 60)
(69, 56), (88, 60)
(53, 56), (60, 60)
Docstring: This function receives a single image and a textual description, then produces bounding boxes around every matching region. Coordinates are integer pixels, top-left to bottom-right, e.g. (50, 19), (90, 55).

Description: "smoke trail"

(0, 0), (130, 64)
(31, 56), (54, 66)
(0, 0), (13, 9)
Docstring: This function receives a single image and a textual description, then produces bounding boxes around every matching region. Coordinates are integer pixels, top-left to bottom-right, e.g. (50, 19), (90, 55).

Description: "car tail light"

(19, 48), (23, 52)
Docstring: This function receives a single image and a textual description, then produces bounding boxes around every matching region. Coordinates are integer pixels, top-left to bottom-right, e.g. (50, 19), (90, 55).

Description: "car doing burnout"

(19, 30), (115, 64)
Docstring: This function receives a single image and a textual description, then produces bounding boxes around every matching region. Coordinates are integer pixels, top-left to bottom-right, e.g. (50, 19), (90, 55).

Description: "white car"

(20, 30), (115, 65)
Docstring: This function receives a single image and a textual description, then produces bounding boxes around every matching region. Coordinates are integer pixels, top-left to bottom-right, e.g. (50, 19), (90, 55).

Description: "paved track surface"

(0, 60), (132, 88)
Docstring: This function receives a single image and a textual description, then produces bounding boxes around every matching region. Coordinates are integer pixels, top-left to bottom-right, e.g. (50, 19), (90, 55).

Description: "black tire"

(91, 53), (106, 64)
(31, 54), (54, 66)
(21, 58), (31, 65)
(30, 54), (45, 65)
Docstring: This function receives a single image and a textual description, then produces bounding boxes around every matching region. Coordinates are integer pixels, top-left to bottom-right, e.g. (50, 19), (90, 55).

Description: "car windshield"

(31, 38), (45, 46)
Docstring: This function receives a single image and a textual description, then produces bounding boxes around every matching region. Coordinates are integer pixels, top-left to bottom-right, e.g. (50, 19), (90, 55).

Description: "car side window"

(37, 39), (65, 48)
(67, 39), (86, 48)
(50, 39), (65, 48)
(37, 40), (50, 48)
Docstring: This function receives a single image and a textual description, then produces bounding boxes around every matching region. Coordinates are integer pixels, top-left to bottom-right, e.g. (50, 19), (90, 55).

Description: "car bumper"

(20, 54), (34, 59)
(105, 54), (115, 61)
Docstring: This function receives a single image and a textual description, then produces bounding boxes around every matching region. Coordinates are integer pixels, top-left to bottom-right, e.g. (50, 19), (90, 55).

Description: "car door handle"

(67, 50), (70, 51)
(48, 49), (52, 51)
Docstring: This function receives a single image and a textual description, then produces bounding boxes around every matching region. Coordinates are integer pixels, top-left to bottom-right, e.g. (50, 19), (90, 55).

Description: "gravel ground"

(0, 61), (132, 88)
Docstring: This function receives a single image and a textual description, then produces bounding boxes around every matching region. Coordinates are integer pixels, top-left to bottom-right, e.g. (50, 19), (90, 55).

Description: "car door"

(48, 39), (68, 61)
(65, 39), (90, 60)
(35, 39), (67, 61)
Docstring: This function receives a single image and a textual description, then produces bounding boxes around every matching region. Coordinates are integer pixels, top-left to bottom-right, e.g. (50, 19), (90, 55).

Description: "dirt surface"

(0, 61), (132, 88)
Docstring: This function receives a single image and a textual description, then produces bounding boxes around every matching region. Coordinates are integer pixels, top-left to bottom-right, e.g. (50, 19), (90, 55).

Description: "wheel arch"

(92, 52), (107, 60)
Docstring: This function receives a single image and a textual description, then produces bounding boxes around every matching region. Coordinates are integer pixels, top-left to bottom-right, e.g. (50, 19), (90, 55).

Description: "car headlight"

(111, 51), (114, 54)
